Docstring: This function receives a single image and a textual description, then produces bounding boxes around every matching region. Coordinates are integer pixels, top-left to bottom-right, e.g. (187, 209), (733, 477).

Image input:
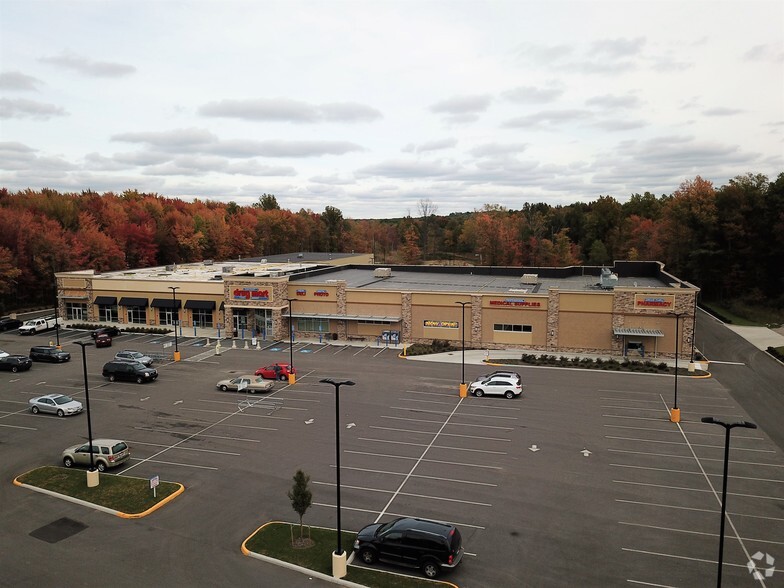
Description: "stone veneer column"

(546, 289), (560, 349)
(334, 280), (347, 338)
(401, 292), (412, 343)
(470, 295), (481, 347)
(611, 290), (634, 356)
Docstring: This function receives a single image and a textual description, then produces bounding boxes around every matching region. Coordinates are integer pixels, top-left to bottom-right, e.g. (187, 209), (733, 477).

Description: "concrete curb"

(12, 470), (185, 518)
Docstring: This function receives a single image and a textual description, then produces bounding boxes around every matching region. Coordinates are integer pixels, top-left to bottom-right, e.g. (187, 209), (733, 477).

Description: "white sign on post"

(150, 475), (160, 498)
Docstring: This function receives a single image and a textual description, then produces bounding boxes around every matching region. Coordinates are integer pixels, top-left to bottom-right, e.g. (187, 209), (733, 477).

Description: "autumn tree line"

(0, 172), (782, 314)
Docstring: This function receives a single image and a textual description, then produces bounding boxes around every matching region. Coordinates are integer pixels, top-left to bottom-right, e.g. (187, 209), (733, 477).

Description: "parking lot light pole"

(74, 340), (99, 488)
(169, 286), (181, 361)
(284, 297), (297, 384)
(701, 417), (757, 588)
(668, 311), (687, 423)
(321, 378), (355, 579)
(455, 301), (471, 397)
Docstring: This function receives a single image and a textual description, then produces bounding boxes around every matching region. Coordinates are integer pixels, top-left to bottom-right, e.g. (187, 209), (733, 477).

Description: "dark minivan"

(102, 361), (158, 384)
(353, 517), (463, 579)
(29, 346), (71, 363)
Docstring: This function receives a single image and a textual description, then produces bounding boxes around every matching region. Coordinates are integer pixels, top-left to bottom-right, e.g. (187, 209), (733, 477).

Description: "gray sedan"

(216, 375), (274, 393)
(29, 394), (83, 417)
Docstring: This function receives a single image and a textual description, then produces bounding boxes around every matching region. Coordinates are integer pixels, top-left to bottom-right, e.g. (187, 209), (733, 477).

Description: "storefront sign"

(489, 298), (541, 307)
(635, 295), (674, 309)
(314, 290), (329, 297)
(424, 320), (458, 329)
(233, 288), (270, 301)
(295, 289), (306, 296)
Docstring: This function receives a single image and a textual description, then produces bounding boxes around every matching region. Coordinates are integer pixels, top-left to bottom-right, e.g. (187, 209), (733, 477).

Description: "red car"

(95, 334), (112, 348)
(255, 363), (295, 380)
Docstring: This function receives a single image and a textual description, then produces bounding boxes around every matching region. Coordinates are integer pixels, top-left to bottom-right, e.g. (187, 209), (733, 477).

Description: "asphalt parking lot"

(1, 328), (781, 587)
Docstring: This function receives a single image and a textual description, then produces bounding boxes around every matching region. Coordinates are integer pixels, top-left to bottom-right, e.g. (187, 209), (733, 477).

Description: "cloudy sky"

(1, 1), (782, 219)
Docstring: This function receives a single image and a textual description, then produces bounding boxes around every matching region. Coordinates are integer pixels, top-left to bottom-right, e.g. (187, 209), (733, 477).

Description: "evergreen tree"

(287, 469), (313, 540)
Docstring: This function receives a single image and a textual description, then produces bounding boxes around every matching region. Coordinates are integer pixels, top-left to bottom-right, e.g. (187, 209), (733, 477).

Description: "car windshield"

(125, 352), (142, 358)
(53, 395), (74, 405)
(377, 520), (398, 534)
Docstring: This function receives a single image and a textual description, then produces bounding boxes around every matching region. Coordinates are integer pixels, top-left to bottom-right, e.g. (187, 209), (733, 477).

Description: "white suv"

(469, 375), (523, 399)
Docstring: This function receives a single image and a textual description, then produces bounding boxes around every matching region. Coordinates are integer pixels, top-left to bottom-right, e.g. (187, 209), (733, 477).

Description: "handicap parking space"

(604, 378), (784, 587)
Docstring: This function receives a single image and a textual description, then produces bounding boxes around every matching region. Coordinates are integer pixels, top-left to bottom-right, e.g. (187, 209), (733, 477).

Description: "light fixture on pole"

(455, 301), (471, 397)
(701, 417), (757, 588)
(320, 378), (355, 579)
(74, 340), (99, 487)
(668, 311), (687, 423)
(168, 286), (181, 361)
(284, 297), (297, 384)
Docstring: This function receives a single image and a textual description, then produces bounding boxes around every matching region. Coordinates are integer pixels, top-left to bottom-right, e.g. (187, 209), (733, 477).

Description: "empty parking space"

(604, 379), (784, 587)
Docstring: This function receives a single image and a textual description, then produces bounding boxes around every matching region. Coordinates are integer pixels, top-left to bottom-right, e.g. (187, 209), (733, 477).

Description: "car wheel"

(474, 389), (484, 397)
(96, 462), (107, 472)
(31, 406), (39, 414)
(109, 374), (116, 382)
(136, 376), (143, 384)
(57, 409), (65, 417)
(11, 366), (18, 373)
(359, 547), (377, 565)
(505, 391), (514, 399)
(279, 374), (287, 381)
(421, 560), (440, 579)
(220, 385), (228, 391)
(63, 456), (73, 468)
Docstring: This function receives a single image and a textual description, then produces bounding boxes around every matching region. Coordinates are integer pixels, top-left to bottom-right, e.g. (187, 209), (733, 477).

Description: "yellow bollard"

(288, 373), (296, 385)
(174, 350), (181, 362)
(459, 383), (468, 398)
(670, 408), (681, 423)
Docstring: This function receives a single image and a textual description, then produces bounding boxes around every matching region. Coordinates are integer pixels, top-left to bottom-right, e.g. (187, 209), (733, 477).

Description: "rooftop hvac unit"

(203, 259), (213, 265)
(520, 273), (538, 284)
(374, 267), (392, 278)
(268, 271), (283, 277)
(600, 267), (619, 289)
(165, 265), (175, 271)
(222, 266), (235, 273)
(326, 279), (339, 284)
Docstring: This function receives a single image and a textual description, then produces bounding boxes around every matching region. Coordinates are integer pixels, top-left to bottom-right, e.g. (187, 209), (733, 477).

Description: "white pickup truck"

(18, 316), (62, 336)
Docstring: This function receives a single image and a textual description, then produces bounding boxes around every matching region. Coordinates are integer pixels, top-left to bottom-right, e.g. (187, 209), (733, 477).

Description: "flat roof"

(292, 267), (670, 294)
(71, 261), (320, 282)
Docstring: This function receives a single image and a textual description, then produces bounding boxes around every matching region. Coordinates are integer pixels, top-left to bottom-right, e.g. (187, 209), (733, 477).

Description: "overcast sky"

(1, 1), (782, 219)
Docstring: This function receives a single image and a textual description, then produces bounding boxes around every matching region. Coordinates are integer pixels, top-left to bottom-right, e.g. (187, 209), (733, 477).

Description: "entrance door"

(233, 311), (248, 336)
(254, 309), (273, 340)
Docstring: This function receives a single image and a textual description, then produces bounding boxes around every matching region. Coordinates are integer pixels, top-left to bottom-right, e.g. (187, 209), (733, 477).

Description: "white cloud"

(0, 71), (43, 91)
(39, 51), (136, 77)
(0, 98), (67, 119)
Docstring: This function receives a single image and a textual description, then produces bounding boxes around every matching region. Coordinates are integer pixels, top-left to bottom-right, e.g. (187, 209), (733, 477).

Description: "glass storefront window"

(98, 305), (118, 322)
(127, 307), (147, 324)
(65, 302), (87, 321)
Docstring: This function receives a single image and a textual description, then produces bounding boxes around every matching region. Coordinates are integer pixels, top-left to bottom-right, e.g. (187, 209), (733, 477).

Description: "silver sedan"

(29, 394), (83, 417)
(216, 375), (274, 393)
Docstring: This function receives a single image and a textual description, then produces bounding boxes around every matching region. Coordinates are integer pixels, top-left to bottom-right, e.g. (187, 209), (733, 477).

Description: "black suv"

(102, 361), (158, 384)
(29, 346), (71, 363)
(0, 317), (22, 331)
(353, 517), (463, 579)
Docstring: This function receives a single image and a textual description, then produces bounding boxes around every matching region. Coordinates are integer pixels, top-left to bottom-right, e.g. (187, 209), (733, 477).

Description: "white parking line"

(601, 397), (736, 410)
(391, 406), (518, 420)
(613, 480), (784, 501)
(129, 457), (218, 470)
(603, 424), (763, 439)
(0, 422), (37, 430)
(370, 425), (511, 442)
(609, 448), (784, 467)
(404, 390), (456, 397)
(626, 580), (679, 588)
(602, 405), (748, 419)
(313, 480), (492, 507)
(128, 440), (241, 455)
(134, 426), (262, 443)
(622, 547), (761, 570)
(344, 450), (503, 470)
(358, 437), (508, 455)
(605, 436), (775, 453)
(616, 499), (784, 522)
(382, 415), (513, 430)
(336, 465), (498, 487)
(610, 463), (784, 483)
(311, 503), (486, 530)
(181, 407), (293, 420)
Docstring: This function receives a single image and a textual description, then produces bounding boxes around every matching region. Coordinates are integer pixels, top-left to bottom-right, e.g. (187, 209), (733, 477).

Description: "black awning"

(151, 298), (182, 309)
(185, 300), (216, 310)
(119, 297), (148, 307)
(93, 296), (117, 305)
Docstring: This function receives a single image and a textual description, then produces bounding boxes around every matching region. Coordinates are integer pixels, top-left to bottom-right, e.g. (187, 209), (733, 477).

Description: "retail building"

(56, 258), (698, 359)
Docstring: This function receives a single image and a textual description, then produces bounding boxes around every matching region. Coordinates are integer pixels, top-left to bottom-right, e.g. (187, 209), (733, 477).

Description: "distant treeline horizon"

(1, 172), (782, 313)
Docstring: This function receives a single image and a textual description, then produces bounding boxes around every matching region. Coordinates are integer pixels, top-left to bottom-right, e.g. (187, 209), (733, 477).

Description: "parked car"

(216, 375), (275, 393)
(468, 375), (523, 398)
(102, 360), (158, 383)
(94, 333), (112, 348)
(255, 363), (296, 380)
(0, 348), (8, 357)
(29, 346), (71, 363)
(0, 354), (33, 372)
(61, 439), (130, 471)
(0, 317), (23, 331)
(114, 350), (153, 366)
(29, 393), (83, 417)
(354, 517), (464, 579)
(92, 326), (121, 338)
